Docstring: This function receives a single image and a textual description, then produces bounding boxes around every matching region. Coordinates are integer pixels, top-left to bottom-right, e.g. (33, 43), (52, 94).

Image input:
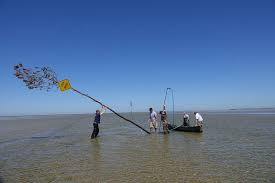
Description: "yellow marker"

(58, 79), (71, 91)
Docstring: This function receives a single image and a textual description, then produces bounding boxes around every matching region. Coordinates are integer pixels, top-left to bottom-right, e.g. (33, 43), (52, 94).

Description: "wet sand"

(0, 112), (274, 182)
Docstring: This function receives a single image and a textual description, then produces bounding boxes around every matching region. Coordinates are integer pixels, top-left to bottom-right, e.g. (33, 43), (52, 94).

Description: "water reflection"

(0, 113), (274, 182)
(182, 132), (203, 142)
(90, 138), (102, 171)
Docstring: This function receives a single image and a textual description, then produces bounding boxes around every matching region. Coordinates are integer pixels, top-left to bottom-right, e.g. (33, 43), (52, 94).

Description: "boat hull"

(168, 124), (203, 133)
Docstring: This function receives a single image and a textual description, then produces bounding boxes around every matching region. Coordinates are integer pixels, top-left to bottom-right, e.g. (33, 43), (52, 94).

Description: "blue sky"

(0, 0), (275, 115)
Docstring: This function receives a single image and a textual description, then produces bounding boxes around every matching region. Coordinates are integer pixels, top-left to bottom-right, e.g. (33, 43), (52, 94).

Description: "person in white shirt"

(183, 113), (190, 126)
(148, 107), (158, 133)
(194, 112), (203, 127)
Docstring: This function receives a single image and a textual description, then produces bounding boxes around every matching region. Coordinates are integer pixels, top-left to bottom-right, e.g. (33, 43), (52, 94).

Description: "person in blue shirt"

(91, 105), (106, 139)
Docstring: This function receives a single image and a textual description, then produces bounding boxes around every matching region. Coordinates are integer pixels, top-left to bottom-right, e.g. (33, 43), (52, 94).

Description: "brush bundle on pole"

(13, 63), (150, 134)
(14, 64), (58, 91)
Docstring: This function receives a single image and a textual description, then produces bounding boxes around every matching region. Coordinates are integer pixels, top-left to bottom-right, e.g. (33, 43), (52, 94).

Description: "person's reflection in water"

(162, 134), (170, 155)
(90, 138), (102, 181)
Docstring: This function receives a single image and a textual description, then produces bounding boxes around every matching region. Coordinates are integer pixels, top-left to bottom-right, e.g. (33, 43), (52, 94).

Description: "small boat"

(168, 124), (203, 133)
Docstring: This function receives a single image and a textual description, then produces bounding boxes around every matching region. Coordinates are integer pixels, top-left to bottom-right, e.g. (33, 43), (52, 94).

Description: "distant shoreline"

(229, 107), (275, 111)
(1, 107), (275, 117)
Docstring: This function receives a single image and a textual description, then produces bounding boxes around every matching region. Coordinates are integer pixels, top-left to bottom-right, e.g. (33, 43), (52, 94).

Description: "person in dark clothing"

(91, 105), (106, 139)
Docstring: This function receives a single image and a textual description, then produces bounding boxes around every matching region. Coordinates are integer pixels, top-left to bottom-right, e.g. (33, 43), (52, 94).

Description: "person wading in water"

(91, 105), (106, 139)
(160, 105), (169, 134)
(148, 107), (158, 133)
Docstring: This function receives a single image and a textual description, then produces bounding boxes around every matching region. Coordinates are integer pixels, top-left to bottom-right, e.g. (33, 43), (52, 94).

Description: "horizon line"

(1, 107), (275, 117)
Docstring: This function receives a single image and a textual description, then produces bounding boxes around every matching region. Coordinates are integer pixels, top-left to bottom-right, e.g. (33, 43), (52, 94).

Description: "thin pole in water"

(164, 88), (175, 125)
(171, 88), (175, 125)
(161, 88), (170, 132)
(164, 88), (170, 106)
(130, 100), (133, 120)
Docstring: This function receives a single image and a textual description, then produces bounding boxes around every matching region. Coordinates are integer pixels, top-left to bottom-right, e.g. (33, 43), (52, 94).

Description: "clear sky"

(0, 0), (275, 115)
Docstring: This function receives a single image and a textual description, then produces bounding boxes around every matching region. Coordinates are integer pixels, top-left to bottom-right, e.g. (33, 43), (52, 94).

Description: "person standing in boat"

(194, 112), (203, 127)
(183, 112), (190, 126)
(149, 107), (158, 133)
(160, 105), (169, 134)
(91, 105), (107, 139)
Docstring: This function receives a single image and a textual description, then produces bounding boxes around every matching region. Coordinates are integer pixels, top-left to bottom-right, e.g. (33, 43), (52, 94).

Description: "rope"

(169, 124), (182, 131)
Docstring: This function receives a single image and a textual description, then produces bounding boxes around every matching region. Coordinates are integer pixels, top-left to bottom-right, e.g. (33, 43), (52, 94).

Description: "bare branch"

(14, 64), (58, 91)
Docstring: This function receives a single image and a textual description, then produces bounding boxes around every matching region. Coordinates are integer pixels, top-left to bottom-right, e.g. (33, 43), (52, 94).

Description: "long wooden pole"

(71, 88), (151, 134)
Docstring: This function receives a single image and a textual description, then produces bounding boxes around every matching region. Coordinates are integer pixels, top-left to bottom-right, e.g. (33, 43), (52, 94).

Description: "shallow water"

(0, 112), (274, 182)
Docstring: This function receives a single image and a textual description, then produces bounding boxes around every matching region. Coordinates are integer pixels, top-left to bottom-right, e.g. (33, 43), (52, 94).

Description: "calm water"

(0, 112), (274, 183)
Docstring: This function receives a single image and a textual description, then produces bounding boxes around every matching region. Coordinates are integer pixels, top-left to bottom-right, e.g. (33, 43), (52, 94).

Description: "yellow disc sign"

(58, 79), (71, 92)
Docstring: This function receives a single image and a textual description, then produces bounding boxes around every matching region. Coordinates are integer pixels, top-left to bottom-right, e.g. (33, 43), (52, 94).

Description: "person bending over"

(194, 112), (203, 127)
